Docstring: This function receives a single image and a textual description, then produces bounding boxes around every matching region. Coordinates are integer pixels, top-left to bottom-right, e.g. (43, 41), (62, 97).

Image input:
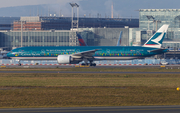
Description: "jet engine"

(57, 55), (80, 64)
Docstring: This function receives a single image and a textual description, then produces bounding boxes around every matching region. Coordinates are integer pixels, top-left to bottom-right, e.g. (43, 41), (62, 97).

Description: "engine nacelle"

(57, 55), (81, 64)
(57, 55), (72, 64)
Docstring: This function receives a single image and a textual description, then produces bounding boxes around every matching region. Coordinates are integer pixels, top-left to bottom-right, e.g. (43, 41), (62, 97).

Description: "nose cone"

(6, 52), (12, 58)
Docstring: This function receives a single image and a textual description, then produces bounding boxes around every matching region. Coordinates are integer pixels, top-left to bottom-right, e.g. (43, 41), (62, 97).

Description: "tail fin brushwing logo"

(151, 30), (165, 45)
(143, 24), (169, 48)
(146, 30), (165, 45)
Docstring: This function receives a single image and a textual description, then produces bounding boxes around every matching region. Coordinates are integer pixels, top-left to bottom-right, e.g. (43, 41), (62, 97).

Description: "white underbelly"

(10, 57), (57, 60)
(94, 56), (144, 60)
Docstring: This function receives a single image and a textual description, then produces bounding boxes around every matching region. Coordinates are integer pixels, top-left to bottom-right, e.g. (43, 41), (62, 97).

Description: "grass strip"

(0, 86), (179, 108)
(0, 73), (180, 87)
(0, 73), (180, 108)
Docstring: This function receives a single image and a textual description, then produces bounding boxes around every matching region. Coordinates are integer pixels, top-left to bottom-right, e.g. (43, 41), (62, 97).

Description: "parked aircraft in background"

(117, 31), (122, 46)
(7, 25), (169, 66)
(77, 34), (88, 46)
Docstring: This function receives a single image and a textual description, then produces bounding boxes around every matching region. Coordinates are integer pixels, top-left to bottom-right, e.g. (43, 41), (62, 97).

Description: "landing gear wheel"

(90, 63), (96, 66)
(81, 63), (85, 66)
(18, 63), (21, 66)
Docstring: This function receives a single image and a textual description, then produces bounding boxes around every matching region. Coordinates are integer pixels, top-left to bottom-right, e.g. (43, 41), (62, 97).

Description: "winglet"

(77, 34), (88, 46)
(143, 24), (169, 48)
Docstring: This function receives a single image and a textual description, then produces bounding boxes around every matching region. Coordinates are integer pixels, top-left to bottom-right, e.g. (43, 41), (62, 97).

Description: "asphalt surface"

(0, 106), (180, 113)
(1, 65), (180, 69)
(1, 65), (180, 74)
(0, 71), (180, 74)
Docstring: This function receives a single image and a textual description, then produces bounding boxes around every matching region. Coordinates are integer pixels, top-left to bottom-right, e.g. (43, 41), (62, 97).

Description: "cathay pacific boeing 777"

(7, 25), (169, 66)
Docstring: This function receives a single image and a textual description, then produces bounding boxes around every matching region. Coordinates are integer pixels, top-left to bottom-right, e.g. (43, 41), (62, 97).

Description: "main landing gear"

(81, 63), (96, 67)
(81, 59), (96, 67)
(90, 60), (96, 66)
(90, 63), (96, 66)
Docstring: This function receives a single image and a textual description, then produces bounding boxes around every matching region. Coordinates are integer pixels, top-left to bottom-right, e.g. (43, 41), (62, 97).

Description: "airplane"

(7, 24), (169, 66)
(77, 31), (122, 46)
(117, 31), (122, 46)
(77, 34), (88, 46)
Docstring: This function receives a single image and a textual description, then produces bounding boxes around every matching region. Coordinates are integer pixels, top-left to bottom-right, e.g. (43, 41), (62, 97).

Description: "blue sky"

(1, 0), (180, 18)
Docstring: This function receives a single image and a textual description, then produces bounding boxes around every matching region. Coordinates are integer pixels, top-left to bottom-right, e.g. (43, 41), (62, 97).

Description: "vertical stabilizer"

(77, 34), (88, 46)
(117, 31), (122, 46)
(143, 24), (169, 48)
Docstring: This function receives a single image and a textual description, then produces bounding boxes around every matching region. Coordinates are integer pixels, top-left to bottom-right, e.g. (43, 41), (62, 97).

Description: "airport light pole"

(21, 21), (23, 47)
(21, 21), (26, 47)
(69, 3), (79, 46)
(70, 3), (79, 29)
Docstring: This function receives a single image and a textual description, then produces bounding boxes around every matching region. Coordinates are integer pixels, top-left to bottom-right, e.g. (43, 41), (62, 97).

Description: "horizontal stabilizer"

(148, 48), (168, 53)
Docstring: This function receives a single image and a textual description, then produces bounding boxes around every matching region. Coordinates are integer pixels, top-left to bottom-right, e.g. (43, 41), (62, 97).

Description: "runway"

(1, 64), (180, 69)
(0, 106), (180, 113)
(0, 71), (180, 74)
(1, 65), (180, 74)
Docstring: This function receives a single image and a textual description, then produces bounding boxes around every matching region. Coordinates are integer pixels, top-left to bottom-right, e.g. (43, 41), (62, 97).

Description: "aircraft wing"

(148, 48), (168, 53)
(72, 49), (100, 58)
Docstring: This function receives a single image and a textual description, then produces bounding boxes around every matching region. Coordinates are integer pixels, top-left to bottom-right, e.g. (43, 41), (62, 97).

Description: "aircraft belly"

(10, 57), (57, 60)
(94, 56), (144, 60)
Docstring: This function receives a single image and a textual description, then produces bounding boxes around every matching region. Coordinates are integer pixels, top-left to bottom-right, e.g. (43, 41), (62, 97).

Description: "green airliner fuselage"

(7, 46), (168, 60)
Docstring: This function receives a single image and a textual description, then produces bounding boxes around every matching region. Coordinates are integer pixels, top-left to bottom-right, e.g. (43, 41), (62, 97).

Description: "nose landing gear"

(18, 60), (21, 66)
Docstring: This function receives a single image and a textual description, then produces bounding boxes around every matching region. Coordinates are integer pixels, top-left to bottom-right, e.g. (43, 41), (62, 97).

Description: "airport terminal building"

(0, 17), (20, 30)
(0, 28), (130, 50)
(0, 16), (137, 50)
(1, 9), (180, 52)
(13, 16), (138, 30)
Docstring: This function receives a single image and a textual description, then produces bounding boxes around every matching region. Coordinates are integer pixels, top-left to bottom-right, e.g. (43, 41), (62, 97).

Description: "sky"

(1, 0), (180, 18)
(0, 0), (71, 8)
